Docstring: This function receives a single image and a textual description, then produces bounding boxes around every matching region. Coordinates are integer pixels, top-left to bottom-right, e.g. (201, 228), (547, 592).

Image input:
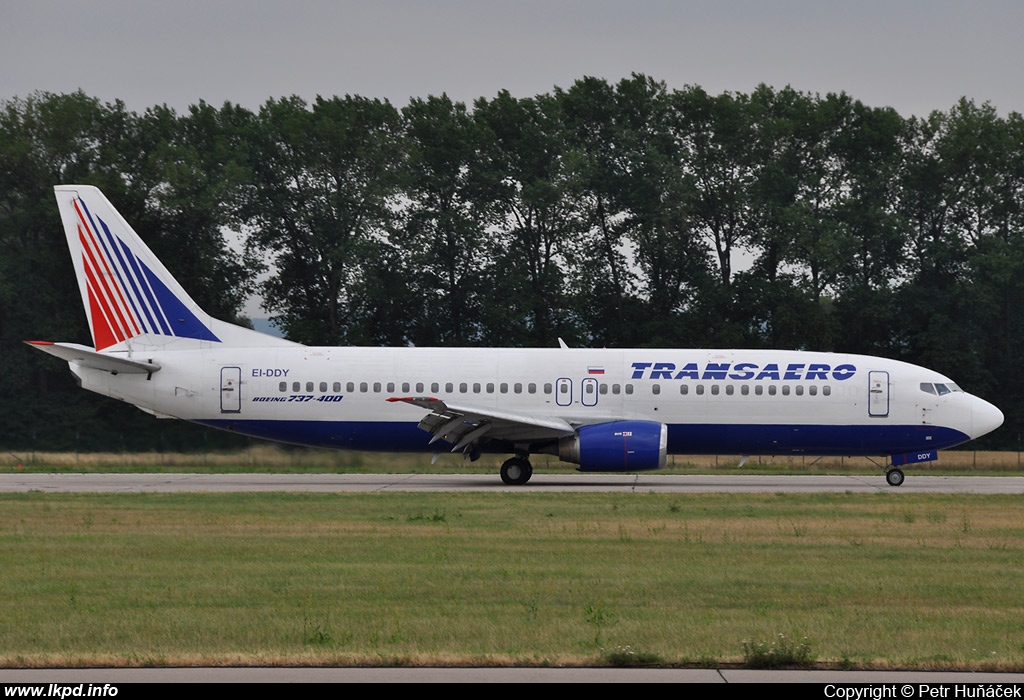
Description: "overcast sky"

(3, 0), (1024, 118)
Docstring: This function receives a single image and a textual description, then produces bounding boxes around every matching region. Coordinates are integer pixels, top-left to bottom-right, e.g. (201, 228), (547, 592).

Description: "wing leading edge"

(386, 396), (575, 455)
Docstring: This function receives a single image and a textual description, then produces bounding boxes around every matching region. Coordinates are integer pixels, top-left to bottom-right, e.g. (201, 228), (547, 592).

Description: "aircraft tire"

(886, 468), (905, 487)
(500, 457), (533, 485)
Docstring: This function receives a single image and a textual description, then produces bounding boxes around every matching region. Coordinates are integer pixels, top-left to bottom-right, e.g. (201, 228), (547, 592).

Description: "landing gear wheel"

(500, 457), (533, 485)
(886, 468), (905, 487)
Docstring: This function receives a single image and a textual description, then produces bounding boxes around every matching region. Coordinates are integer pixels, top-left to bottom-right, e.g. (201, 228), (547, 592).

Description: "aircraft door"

(868, 371), (889, 417)
(555, 378), (572, 407)
(220, 366), (242, 413)
(581, 377), (599, 407)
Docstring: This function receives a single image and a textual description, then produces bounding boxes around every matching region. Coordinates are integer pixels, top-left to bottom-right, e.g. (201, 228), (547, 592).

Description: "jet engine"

(558, 420), (668, 472)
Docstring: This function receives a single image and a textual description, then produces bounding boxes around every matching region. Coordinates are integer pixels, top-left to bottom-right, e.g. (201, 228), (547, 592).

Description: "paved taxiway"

(2, 473), (1023, 494)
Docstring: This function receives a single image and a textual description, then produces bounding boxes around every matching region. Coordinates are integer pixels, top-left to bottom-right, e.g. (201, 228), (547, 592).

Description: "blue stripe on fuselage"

(194, 419), (971, 456)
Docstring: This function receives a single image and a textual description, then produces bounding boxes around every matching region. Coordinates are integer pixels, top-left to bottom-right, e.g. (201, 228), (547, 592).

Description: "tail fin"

(54, 185), (294, 351)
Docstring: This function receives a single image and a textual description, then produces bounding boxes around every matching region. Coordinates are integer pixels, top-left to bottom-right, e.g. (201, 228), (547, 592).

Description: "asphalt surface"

(2, 473), (1023, 493)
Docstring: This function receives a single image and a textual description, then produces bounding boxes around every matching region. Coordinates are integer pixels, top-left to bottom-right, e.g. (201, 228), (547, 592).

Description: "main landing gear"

(885, 468), (905, 487)
(500, 456), (533, 485)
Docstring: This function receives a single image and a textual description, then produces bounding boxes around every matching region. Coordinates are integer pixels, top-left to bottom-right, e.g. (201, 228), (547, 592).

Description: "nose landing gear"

(885, 468), (905, 487)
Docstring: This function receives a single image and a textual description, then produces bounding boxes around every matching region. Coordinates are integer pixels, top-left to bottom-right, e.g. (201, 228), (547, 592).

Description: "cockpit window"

(921, 382), (962, 395)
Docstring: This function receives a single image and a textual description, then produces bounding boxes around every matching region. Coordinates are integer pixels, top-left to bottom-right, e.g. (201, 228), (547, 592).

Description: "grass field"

(0, 490), (1021, 670)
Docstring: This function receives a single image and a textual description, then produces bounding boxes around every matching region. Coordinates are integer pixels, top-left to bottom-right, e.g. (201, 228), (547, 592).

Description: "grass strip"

(0, 491), (1021, 669)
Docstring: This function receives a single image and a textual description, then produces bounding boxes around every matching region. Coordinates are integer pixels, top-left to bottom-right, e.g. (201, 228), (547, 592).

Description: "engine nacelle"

(558, 420), (668, 472)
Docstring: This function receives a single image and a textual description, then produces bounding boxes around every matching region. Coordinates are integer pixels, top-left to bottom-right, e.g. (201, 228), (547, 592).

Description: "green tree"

(392, 94), (494, 346)
(241, 95), (403, 345)
(473, 90), (583, 346)
(598, 76), (716, 347)
(557, 76), (639, 345)
(0, 92), (253, 450)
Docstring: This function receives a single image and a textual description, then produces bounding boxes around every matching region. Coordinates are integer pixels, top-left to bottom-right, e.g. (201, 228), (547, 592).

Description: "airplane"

(27, 185), (1004, 486)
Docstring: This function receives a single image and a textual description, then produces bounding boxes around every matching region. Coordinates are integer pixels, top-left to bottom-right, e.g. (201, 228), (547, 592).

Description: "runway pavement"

(2, 472), (1023, 494)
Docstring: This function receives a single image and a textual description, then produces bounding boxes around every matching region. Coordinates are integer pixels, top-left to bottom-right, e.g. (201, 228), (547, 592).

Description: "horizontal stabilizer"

(25, 341), (160, 374)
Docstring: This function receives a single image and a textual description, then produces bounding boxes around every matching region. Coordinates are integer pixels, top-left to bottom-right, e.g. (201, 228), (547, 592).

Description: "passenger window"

(768, 386), (777, 396)
(386, 382), (395, 393)
(680, 385), (688, 395)
(514, 383), (523, 394)
(279, 381), (287, 392)
(333, 382), (341, 392)
(782, 386), (790, 396)
(293, 382), (300, 392)
(500, 383), (508, 393)
(544, 383), (552, 394)
(528, 383), (537, 394)
(625, 384), (634, 395)
(711, 385), (720, 395)
(599, 384), (608, 395)
(431, 383), (439, 393)
(696, 385), (704, 395)
(373, 382), (382, 393)
(612, 384), (621, 395)
(809, 385), (817, 396)
(416, 382), (424, 393)
(486, 383), (494, 393)
(586, 383), (595, 394)
(823, 386), (831, 396)
(446, 383), (454, 393)
(459, 383), (468, 393)
(755, 385), (763, 396)
(347, 382), (355, 392)
(795, 386), (804, 396)
(360, 382), (368, 392)
(402, 382), (410, 393)
(741, 385), (749, 396)
(319, 382), (327, 392)
(652, 384), (660, 395)
(473, 383), (481, 393)
(726, 385), (734, 396)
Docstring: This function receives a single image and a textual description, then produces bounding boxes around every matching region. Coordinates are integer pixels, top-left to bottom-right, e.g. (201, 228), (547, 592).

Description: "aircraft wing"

(386, 396), (575, 453)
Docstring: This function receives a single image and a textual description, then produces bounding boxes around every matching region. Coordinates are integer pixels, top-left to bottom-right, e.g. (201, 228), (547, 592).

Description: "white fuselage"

(71, 346), (998, 459)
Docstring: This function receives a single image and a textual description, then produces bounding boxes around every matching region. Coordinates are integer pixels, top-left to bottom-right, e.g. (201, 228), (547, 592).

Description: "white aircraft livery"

(28, 185), (1004, 486)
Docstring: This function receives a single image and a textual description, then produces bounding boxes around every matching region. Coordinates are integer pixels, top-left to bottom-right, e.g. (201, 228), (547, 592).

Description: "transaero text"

(630, 361), (857, 381)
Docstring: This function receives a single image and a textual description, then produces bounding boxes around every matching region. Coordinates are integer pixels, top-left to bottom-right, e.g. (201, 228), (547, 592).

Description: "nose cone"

(971, 397), (1004, 439)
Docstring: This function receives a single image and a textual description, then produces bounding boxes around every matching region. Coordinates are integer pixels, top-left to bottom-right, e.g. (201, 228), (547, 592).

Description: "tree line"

(2, 75), (1022, 451)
